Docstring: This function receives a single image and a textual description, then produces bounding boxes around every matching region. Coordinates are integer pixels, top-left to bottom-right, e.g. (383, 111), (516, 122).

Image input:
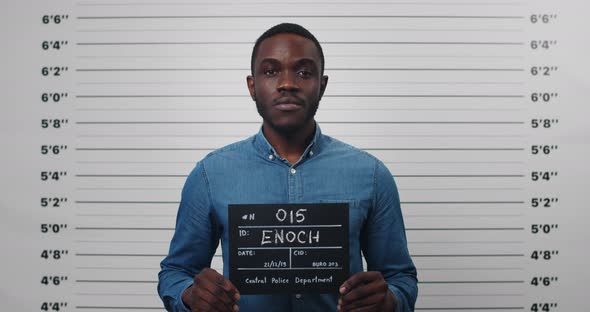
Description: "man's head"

(250, 23), (325, 76)
(247, 23), (328, 136)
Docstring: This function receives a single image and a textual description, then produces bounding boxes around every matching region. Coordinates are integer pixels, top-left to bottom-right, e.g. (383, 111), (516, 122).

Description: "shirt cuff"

(388, 285), (404, 312)
(176, 279), (194, 312)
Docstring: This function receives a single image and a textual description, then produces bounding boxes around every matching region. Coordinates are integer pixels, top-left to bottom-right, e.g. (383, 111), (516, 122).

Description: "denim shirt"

(158, 125), (418, 312)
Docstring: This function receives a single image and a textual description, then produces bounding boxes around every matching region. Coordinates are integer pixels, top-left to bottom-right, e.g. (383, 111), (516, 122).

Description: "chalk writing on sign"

(228, 203), (349, 294)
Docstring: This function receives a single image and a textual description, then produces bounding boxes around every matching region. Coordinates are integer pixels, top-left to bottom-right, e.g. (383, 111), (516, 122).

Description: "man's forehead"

(255, 33), (321, 63)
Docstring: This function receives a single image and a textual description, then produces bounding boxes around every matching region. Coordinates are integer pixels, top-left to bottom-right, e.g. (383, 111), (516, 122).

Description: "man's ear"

(246, 75), (256, 101)
(319, 75), (329, 100)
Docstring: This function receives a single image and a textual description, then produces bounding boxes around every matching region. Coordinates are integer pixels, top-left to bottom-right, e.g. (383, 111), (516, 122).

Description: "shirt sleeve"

(361, 159), (418, 312)
(158, 161), (221, 311)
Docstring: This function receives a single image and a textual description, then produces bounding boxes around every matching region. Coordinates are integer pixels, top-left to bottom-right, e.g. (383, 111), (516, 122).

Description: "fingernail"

(235, 293), (240, 300)
(233, 304), (239, 311)
(339, 286), (346, 293)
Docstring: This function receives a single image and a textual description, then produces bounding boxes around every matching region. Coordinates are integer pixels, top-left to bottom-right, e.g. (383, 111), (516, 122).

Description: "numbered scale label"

(229, 203), (349, 294)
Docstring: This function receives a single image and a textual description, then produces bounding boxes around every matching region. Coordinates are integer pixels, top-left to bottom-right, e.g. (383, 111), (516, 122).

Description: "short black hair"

(250, 23), (325, 76)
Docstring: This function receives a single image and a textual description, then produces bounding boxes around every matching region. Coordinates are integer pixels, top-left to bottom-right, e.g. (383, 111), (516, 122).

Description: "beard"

(255, 98), (319, 136)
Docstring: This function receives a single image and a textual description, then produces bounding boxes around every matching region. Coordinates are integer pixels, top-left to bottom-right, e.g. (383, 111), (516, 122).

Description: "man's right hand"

(182, 268), (240, 312)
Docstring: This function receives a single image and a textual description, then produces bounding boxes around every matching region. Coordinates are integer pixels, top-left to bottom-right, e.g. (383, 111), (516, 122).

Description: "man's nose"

(277, 71), (300, 92)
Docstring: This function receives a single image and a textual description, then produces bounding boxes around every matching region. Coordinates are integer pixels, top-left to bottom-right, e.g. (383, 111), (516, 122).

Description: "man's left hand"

(338, 271), (397, 312)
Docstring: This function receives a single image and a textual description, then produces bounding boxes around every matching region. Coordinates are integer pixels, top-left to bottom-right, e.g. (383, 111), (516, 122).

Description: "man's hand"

(182, 268), (240, 312)
(338, 271), (397, 312)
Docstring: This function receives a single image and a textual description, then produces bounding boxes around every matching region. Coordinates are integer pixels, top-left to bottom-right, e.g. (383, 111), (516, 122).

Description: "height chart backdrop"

(1, 0), (588, 311)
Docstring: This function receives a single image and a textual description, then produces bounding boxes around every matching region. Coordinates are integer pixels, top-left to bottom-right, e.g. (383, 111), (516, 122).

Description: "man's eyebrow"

(258, 58), (318, 69)
(294, 58), (318, 69)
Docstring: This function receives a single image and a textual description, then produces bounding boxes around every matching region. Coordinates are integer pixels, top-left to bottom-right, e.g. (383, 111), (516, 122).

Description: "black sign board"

(228, 203), (349, 294)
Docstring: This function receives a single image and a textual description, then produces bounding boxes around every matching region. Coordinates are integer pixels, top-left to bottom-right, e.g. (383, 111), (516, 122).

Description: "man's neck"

(262, 121), (316, 165)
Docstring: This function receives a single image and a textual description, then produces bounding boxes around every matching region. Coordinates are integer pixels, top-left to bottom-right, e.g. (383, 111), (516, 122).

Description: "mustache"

(273, 96), (304, 106)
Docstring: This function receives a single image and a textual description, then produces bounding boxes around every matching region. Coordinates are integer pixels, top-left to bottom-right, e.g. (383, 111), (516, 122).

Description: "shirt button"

(295, 294), (302, 299)
(268, 154), (274, 160)
(290, 168), (297, 174)
(309, 151), (314, 156)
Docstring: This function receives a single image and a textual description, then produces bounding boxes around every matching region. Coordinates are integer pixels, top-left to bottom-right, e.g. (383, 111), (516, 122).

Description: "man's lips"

(274, 98), (303, 111)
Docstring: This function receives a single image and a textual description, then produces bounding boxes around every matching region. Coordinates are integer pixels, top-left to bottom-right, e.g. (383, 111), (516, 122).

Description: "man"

(158, 23), (418, 312)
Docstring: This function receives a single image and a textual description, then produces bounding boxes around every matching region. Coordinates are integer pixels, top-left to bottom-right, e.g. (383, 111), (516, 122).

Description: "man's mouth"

(274, 98), (303, 111)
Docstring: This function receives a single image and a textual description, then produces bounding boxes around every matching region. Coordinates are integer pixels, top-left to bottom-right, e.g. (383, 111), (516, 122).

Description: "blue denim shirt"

(158, 125), (418, 312)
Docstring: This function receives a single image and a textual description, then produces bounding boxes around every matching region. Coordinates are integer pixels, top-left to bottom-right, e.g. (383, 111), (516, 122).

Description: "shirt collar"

(252, 123), (323, 161)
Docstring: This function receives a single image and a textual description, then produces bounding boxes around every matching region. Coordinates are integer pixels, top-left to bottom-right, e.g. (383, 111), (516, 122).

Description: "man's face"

(247, 33), (328, 135)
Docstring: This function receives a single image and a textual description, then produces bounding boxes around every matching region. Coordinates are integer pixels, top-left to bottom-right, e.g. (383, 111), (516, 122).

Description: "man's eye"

(297, 70), (312, 78)
(264, 69), (277, 76)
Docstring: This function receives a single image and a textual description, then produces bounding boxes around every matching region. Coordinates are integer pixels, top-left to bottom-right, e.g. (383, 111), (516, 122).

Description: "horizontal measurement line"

(74, 148), (525, 151)
(76, 214), (524, 218)
(75, 293), (155, 296)
(75, 54), (525, 59)
(74, 175), (525, 178)
(75, 81), (525, 85)
(388, 161), (525, 163)
(75, 121), (525, 124)
(73, 161), (524, 165)
(76, 227), (174, 230)
(420, 294), (525, 297)
(76, 67), (524, 71)
(418, 267), (524, 270)
(76, 307), (163, 310)
(77, 15), (524, 19)
(410, 241), (524, 244)
(419, 280), (524, 284)
(76, 280), (157, 283)
(75, 201), (524, 205)
(76, 29), (526, 34)
(76, 174), (186, 177)
(74, 134), (526, 138)
(76, 253), (167, 256)
(75, 94), (525, 98)
(408, 227), (524, 231)
(406, 214), (524, 218)
(402, 201), (524, 204)
(73, 108), (525, 112)
(396, 175), (525, 177)
(401, 187), (524, 191)
(76, 148), (212, 150)
(76, 2), (527, 7)
(76, 186), (184, 189)
(75, 240), (169, 243)
(412, 254), (525, 257)
(76, 227), (523, 231)
(76, 94), (524, 99)
(76, 214), (173, 217)
(76, 267), (158, 270)
(416, 308), (524, 311)
(76, 201), (179, 204)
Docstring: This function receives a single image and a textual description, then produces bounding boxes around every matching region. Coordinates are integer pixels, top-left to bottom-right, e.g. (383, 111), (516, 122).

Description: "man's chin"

(266, 122), (305, 136)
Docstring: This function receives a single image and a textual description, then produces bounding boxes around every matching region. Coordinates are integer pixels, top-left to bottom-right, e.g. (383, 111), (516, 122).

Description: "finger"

(199, 269), (239, 303)
(219, 276), (241, 301)
(195, 274), (237, 311)
(339, 272), (381, 295)
(341, 278), (387, 304)
(200, 269), (239, 296)
(340, 291), (385, 311)
(193, 286), (227, 312)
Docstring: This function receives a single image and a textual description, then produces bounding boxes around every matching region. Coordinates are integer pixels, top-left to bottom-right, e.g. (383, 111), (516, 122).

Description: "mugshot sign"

(228, 203), (349, 294)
